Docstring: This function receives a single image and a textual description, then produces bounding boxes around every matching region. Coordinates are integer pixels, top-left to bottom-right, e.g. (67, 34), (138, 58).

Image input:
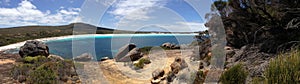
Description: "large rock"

(74, 53), (93, 61)
(48, 54), (64, 62)
(167, 72), (176, 82)
(152, 69), (165, 79)
(162, 42), (172, 48)
(161, 42), (180, 49)
(19, 40), (49, 57)
(170, 57), (188, 74)
(175, 57), (188, 69)
(170, 62), (181, 74)
(118, 48), (143, 62)
(114, 44), (136, 61)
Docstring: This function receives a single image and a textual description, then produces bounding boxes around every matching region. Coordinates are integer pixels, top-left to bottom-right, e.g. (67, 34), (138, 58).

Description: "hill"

(0, 23), (144, 46)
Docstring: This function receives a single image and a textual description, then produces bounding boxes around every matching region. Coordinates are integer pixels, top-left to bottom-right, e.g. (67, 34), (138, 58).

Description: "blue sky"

(0, 0), (213, 32)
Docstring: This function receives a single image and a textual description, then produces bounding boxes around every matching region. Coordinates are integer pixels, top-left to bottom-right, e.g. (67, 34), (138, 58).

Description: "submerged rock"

(48, 54), (64, 61)
(19, 40), (49, 57)
(74, 53), (93, 61)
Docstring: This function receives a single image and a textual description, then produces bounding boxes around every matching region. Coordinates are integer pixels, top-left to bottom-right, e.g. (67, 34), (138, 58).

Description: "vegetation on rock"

(220, 64), (248, 84)
(133, 58), (151, 69)
(208, 0), (300, 53)
(11, 55), (81, 83)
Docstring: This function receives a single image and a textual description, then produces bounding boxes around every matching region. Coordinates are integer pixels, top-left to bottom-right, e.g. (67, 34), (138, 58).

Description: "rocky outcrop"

(225, 45), (275, 78)
(152, 69), (165, 80)
(48, 54), (64, 62)
(19, 40), (49, 57)
(170, 57), (188, 74)
(161, 42), (180, 49)
(170, 62), (181, 74)
(114, 44), (136, 61)
(151, 69), (166, 84)
(74, 53), (93, 61)
(118, 48), (143, 62)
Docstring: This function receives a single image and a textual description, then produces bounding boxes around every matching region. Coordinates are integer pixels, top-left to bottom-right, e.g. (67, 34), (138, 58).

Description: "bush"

(28, 66), (58, 84)
(252, 77), (266, 84)
(134, 61), (144, 69)
(23, 56), (47, 64)
(12, 57), (78, 83)
(11, 64), (33, 79)
(140, 46), (153, 55)
(139, 58), (151, 64)
(265, 49), (300, 83)
(133, 58), (151, 68)
(220, 64), (248, 84)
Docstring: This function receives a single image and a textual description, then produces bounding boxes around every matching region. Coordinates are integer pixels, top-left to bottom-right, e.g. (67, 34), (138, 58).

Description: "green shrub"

(139, 58), (151, 64)
(12, 57), (78, 83)
(133, 58), (151, 68)
(28, 66), (58, 84)
(11, 64), (33, 79)
(220, 64), (248, 84)
(140, 46), (153, 54)
(134, 61), (144, 69)
(252, 77), (266, 84)
(265, 49), (300, 83)
(23, 56), (47, 64)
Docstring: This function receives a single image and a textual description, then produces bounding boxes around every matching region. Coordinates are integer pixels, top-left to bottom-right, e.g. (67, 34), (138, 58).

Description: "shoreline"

(0, 33), (197, 51)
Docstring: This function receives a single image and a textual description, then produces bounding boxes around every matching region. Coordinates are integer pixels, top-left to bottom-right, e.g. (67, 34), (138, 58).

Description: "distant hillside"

(0, 23), (144, 46)
(0, 23), (201, 46)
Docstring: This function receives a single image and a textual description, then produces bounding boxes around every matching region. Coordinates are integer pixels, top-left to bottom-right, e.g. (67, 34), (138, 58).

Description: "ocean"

(45, 34), (196, 60)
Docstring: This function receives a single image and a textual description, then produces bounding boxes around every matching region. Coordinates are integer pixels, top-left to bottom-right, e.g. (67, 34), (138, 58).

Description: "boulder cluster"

(151, 57), (188, 84)
(161, 42), (180, 49)
(114, 43), (144, 62)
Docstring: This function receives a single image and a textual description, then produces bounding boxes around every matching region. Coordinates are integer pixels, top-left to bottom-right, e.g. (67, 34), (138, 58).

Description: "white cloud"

(98, 0), (115, 6)
(114, 5), (207, 32)
(109, 0), (165, 21)
(0, 0), (81, 28)
(153, 22), (207, 32)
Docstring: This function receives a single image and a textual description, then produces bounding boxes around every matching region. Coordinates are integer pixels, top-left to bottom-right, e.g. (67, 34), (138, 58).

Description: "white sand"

(0, 35), (76, 51)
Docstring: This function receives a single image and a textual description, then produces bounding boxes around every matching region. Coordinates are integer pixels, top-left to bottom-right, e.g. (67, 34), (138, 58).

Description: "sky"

(0, 0), (214, 32)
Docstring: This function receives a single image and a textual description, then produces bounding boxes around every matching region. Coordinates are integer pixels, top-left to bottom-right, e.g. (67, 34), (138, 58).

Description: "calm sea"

(46, 34), (196, 60)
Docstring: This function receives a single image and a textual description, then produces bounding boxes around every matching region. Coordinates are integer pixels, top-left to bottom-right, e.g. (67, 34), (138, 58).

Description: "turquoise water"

(45, 34), (196, 60)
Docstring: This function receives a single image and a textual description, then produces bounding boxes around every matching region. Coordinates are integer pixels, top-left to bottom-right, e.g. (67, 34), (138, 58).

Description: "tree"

(206, 0), (300, 53)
